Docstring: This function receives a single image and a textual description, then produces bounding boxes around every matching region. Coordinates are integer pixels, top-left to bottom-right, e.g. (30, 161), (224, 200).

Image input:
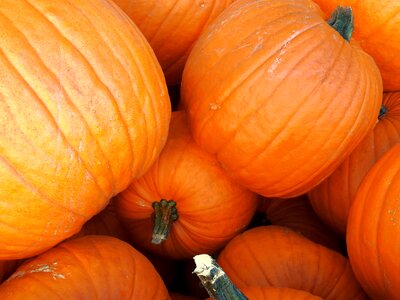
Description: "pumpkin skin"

(115, 111), (258, 259)
(263, 195), (343, 251)
(181, 0), (382, 198)
(312, 0), (400, 91)
(217, 226), (367, 299)
(347, 143), (400, 299)
(309, 92), (400, 236)
(0, 236), (170, 299)
(0, 0), (170, 259)
(241, 287), (323, 300)
(112, 0), (234, 85)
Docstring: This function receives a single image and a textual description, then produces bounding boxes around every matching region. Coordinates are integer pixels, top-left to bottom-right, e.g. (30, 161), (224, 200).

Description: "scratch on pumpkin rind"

(7, 261), (66, 281)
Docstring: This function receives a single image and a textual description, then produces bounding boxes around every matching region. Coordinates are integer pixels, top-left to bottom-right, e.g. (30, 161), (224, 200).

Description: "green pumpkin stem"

(193, 254), (248, 300)
(379, 105), (388, 119)
(151, 199), (178, 244)
(327, 6), (354, 42)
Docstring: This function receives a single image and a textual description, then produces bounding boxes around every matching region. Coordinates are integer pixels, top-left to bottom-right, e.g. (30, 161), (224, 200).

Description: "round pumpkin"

(309, 92), (400, 236)
(0, 0), (170, 259)
(312, 0), (400, 91)
(181, 0), (382, 198)
(0, 235), (170, 299)
(112, 0), (234, 85)
(115, 111), (258, 259)
(217, 226), (367, 299)
(347, 143), (400, 299)
(70, 200), (130, 243)
(263, 195), (343, 251)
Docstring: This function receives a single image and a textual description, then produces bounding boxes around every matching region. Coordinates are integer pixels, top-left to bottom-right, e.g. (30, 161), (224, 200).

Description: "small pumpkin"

(263, 195), (343, 251)
(112, 0), (234, 85)
(347, 143), (400, 299)
(70, 200), (130, 243)
(312, 0), (400, 91)
(0, 235), (170, 299)
(115, 111), (258, 259)
(0, 0), (170, 259)
(309, 92), (400, 236)
(181, 0), (382, 198)
(217, 226), (367, 299)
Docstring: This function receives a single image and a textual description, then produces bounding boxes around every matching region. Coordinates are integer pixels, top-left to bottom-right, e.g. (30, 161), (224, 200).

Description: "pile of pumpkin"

(0, 0), (398, 299)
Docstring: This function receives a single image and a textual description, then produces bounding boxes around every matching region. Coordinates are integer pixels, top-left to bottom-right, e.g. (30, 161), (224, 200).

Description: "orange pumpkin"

(217, 226), (367, 299)
(112, 0), (234, 85)
(115, 111), (258, 259)
(0, 236), (170, 299)
(347, 143), (400, 299)
(312, 0), (400, 91)
(263, 195), (343, 251)
(70, 200), (130, 243)
(0, 0), (170, 259)
(309, 92), (400, 236)
(181, 0), (382, 198)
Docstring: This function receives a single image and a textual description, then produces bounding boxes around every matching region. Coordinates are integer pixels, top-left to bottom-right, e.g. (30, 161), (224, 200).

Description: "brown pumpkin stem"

(327, 6), (354, 42)
(151, 199), (178, 244)
(379, 105), (388, 119)
(193, 254), (248, 300)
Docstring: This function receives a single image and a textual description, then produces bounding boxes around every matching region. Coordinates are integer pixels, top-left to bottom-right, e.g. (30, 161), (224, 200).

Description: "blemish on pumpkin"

(208, 102), (221, 110)
(200, 2), (205, 8)
(7, 261), (66, 281)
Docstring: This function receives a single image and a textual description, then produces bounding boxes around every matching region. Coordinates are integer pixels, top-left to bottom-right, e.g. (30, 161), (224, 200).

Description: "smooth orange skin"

(0, 236), (170, 299)
(112, 0), (234, 85)
(313, 0), (400, 91)
(309, 92), (400, 236)
(0, 0), (170, 259)
(115, 111), (258, 260)
(181, 0), (382, 198)
(217, 226), (367, 300)
(241, 287), (323, 300)
(263, 195), (343, 251)
(347, 143), (400, 299)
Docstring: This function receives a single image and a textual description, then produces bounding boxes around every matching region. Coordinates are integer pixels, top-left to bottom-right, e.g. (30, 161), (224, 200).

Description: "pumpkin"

(311, 0), (400, 91)
(0, 235), (170, 299)
(112, 0), (234, 85)
(181, 0), (382, 198)
(347, 143), (400, 299)
(309, 92), (400, 236)
(115, 111), (258, 259)
(70, 200), (130, 243)
(263, 195), (343, 251)
(193, 254), (323, 300)
(217, 226), (367, 299)
(0, 0), (170, 259)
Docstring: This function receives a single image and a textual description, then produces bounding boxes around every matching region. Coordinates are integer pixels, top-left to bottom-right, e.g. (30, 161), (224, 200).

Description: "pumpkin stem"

(379, 105), (388, 119)
(151, 199), (178, 244)
(193, 254), (248, 300)
(327, 6), (354, 42)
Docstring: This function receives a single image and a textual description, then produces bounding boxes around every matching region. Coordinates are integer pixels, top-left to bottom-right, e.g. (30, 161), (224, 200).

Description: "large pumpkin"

(311, 0), (400, 91)
(217, 226), (367, 299)
(115, 111), (258, 259)
(181, 0), (382, 198)
(112, 0), (234, 85)
(347, 143), (400, 299)
(0, 0), (170, 259)
(0, 236), (170, 299)
(309, 92), (400, 236)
